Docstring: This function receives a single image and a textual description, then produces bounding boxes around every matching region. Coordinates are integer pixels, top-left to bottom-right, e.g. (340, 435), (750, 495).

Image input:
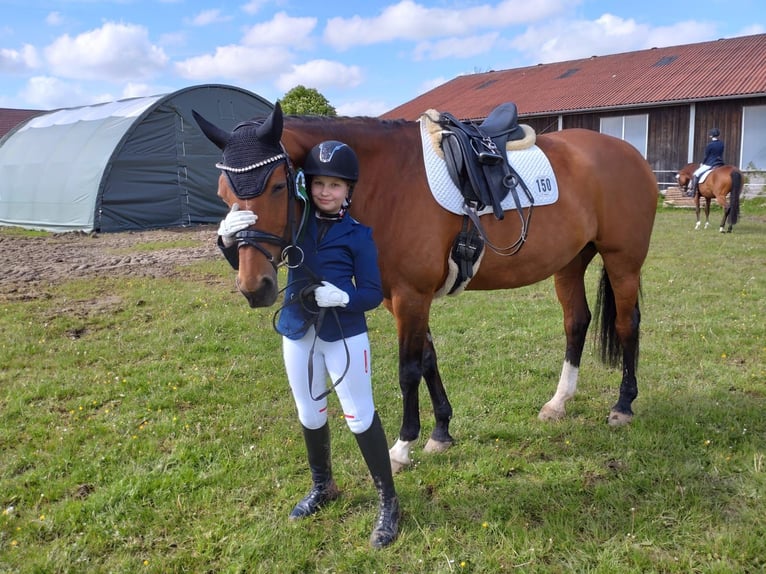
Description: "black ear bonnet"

(192, 103), (287, 199)
(217, 120), (286, 199)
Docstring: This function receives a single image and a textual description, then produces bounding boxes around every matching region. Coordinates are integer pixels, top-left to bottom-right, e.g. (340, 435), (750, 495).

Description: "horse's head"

(675, 163), (694, 192)
(194, 103), (305, 308)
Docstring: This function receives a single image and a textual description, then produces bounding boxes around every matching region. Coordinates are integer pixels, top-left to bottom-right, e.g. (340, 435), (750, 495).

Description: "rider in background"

(688, 128), (725, 196)
(217, 140), (400, 549)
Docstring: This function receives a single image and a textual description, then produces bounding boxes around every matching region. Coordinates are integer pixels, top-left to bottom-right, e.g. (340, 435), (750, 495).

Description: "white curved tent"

(0, 85), (273, 232)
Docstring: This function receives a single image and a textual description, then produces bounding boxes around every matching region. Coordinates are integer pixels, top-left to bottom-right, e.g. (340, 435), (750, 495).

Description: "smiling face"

(310, 175), (350, 215)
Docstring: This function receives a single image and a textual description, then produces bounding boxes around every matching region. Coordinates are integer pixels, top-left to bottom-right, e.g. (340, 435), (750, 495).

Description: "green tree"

(279, 85), (337, 116)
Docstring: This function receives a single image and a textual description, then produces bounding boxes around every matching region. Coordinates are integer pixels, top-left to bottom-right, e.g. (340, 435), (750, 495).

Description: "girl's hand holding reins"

(218, 203), (257, 247)
(314, 281), (349, 308)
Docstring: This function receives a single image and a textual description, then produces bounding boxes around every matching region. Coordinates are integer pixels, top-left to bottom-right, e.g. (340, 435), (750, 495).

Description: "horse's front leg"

(422, 327), (454, 453)
(387, 293), (433, 473)
(704, 198), (712, 229)
(694, 196), (702, 230)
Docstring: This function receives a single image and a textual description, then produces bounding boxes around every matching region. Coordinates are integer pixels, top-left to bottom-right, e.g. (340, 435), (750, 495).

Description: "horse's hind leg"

(422, 327), (454, 453)
(539, 247), (596, 421)
(597, 261), (642, 426)
(717, 195), (731, 232)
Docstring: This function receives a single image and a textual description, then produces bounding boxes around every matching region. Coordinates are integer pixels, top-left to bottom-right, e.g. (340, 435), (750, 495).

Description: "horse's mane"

(284, 113), (410, 125)
(282, 114), (415, 144)
(283, 114), (413, 130)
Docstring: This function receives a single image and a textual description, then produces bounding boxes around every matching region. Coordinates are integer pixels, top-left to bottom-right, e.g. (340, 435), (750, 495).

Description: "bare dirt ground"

(0, 226), (221, 301)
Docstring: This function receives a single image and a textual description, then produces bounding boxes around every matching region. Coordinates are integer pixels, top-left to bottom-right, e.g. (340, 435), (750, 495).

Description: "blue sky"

(0, 0), (763, 115)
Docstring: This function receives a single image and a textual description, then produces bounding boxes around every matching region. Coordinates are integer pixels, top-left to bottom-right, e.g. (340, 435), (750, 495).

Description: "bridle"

(219, 144), (306, 270)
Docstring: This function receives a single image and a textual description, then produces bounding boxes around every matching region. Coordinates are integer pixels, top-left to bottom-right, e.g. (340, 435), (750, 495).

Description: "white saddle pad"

(419, 116), (559, 215)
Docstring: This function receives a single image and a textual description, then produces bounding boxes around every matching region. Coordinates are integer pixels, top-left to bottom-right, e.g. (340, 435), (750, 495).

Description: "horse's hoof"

(390, 458), (408, 474)
(424, 437), (452, 453)
(389, 439), (415, 474)
(607, 411), (633, 426)
(538, 404), (565, 421)
(694, 223), (701, 230)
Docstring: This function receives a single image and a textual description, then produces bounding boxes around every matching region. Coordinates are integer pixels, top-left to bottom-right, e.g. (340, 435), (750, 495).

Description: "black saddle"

(439, 102), (528, 220)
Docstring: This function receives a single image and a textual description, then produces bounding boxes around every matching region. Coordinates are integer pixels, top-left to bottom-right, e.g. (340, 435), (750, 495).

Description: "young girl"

(218, 140), (399, 549)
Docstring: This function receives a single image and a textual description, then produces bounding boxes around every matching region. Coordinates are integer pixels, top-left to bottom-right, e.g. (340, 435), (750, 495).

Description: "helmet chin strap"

(315, 206), (346, 221)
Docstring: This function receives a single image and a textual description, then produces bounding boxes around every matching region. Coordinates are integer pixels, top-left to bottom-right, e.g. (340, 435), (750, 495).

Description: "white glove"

(218, 203), (257, 247)
(314, 280), (349, 308)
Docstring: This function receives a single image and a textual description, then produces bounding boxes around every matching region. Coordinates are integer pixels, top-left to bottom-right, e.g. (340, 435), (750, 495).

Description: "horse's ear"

(256, 102), (283, 147)
(192, 109), (229, 151)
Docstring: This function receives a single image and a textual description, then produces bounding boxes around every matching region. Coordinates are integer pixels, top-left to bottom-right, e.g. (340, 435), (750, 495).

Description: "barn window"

(600, 114), (648, 157)
(742, 105), (766, 170)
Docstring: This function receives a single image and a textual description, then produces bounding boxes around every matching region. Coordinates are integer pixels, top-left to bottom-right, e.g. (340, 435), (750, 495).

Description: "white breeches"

(693, 163), (711, 177)
(283, 326), (375, 434)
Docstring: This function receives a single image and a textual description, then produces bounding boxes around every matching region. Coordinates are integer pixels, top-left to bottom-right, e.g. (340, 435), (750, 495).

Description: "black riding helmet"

(709, 128), (720, 138)
(304, 140), (358, 191)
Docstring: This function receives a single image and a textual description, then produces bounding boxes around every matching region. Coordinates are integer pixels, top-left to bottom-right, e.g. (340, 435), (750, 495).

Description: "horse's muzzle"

(236, 274), (278, 308)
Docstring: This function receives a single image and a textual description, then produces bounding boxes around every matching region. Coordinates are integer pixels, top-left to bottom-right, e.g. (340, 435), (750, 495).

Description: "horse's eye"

(271, 181), (287, 194)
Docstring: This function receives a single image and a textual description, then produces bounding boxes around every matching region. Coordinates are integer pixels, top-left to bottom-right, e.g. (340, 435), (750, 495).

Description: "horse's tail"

(729, 169), (743, 225)
(595, 267), (640, 369)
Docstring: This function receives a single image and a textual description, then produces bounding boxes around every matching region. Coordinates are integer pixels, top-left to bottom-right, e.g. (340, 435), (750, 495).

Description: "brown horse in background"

(194, 103), (658, 472)
(676, 163), (742, 232)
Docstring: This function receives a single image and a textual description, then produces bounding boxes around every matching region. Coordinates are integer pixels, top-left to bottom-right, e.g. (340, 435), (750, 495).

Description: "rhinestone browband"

(216, 153), (286, 173)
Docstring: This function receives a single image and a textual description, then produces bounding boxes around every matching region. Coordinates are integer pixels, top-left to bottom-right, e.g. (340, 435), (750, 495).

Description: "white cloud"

(0, 45), (40, 73)
(241, 0), (270, 16)
(189, 9), (231, 27)
(413, 32), (500, 61)
(46, 12), (65, 27)
(275, 59), (363, 92)
(45, 22), (168, 81)
(335, 99), (390, 117)
(21, 76), (114, 109)
(509, 14), (718, 64)
(324, 0), (575, 50)
(175, 44), (292, 80)
(120, 82), (162, 99)
(242, 12), (317, 47)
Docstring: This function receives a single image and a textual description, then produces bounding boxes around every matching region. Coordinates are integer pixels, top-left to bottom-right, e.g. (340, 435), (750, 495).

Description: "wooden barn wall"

(693, 100), (743, 166)
(562, 113), (600, 130)
(647, 105), (688, 175)
(519, 97), (766, 191)
(521, 115), (560, 135)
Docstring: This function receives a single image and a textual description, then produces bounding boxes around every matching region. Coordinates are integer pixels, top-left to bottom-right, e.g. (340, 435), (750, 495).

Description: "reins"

(234, 148), (351, 402)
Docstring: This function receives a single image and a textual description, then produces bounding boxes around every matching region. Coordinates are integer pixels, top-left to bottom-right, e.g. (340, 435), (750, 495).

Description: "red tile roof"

(0, 108), (45, 140)
(382, 33), (766, 121)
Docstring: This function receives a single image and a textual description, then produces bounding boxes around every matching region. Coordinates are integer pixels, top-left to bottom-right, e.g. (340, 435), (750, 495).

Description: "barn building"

(383, 33), (766, 196)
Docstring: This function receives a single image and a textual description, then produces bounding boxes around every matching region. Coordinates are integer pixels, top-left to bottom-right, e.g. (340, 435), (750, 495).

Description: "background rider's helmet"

(709, 128), (720, 138)
(303, 141), (359, 183)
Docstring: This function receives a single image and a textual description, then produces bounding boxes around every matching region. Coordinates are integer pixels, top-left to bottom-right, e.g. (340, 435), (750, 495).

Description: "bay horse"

(194, 103), (658, 473)
(675, 163), (742, 232)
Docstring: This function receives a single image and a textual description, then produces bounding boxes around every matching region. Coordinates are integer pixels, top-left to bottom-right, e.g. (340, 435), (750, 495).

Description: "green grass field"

(1, 203), (764, 573)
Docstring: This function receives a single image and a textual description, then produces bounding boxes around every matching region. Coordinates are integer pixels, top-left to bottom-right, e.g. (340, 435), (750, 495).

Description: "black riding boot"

(289, 422), (340, 520)
(355, 412), (400, 548)
(688, 175), (698, 196)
